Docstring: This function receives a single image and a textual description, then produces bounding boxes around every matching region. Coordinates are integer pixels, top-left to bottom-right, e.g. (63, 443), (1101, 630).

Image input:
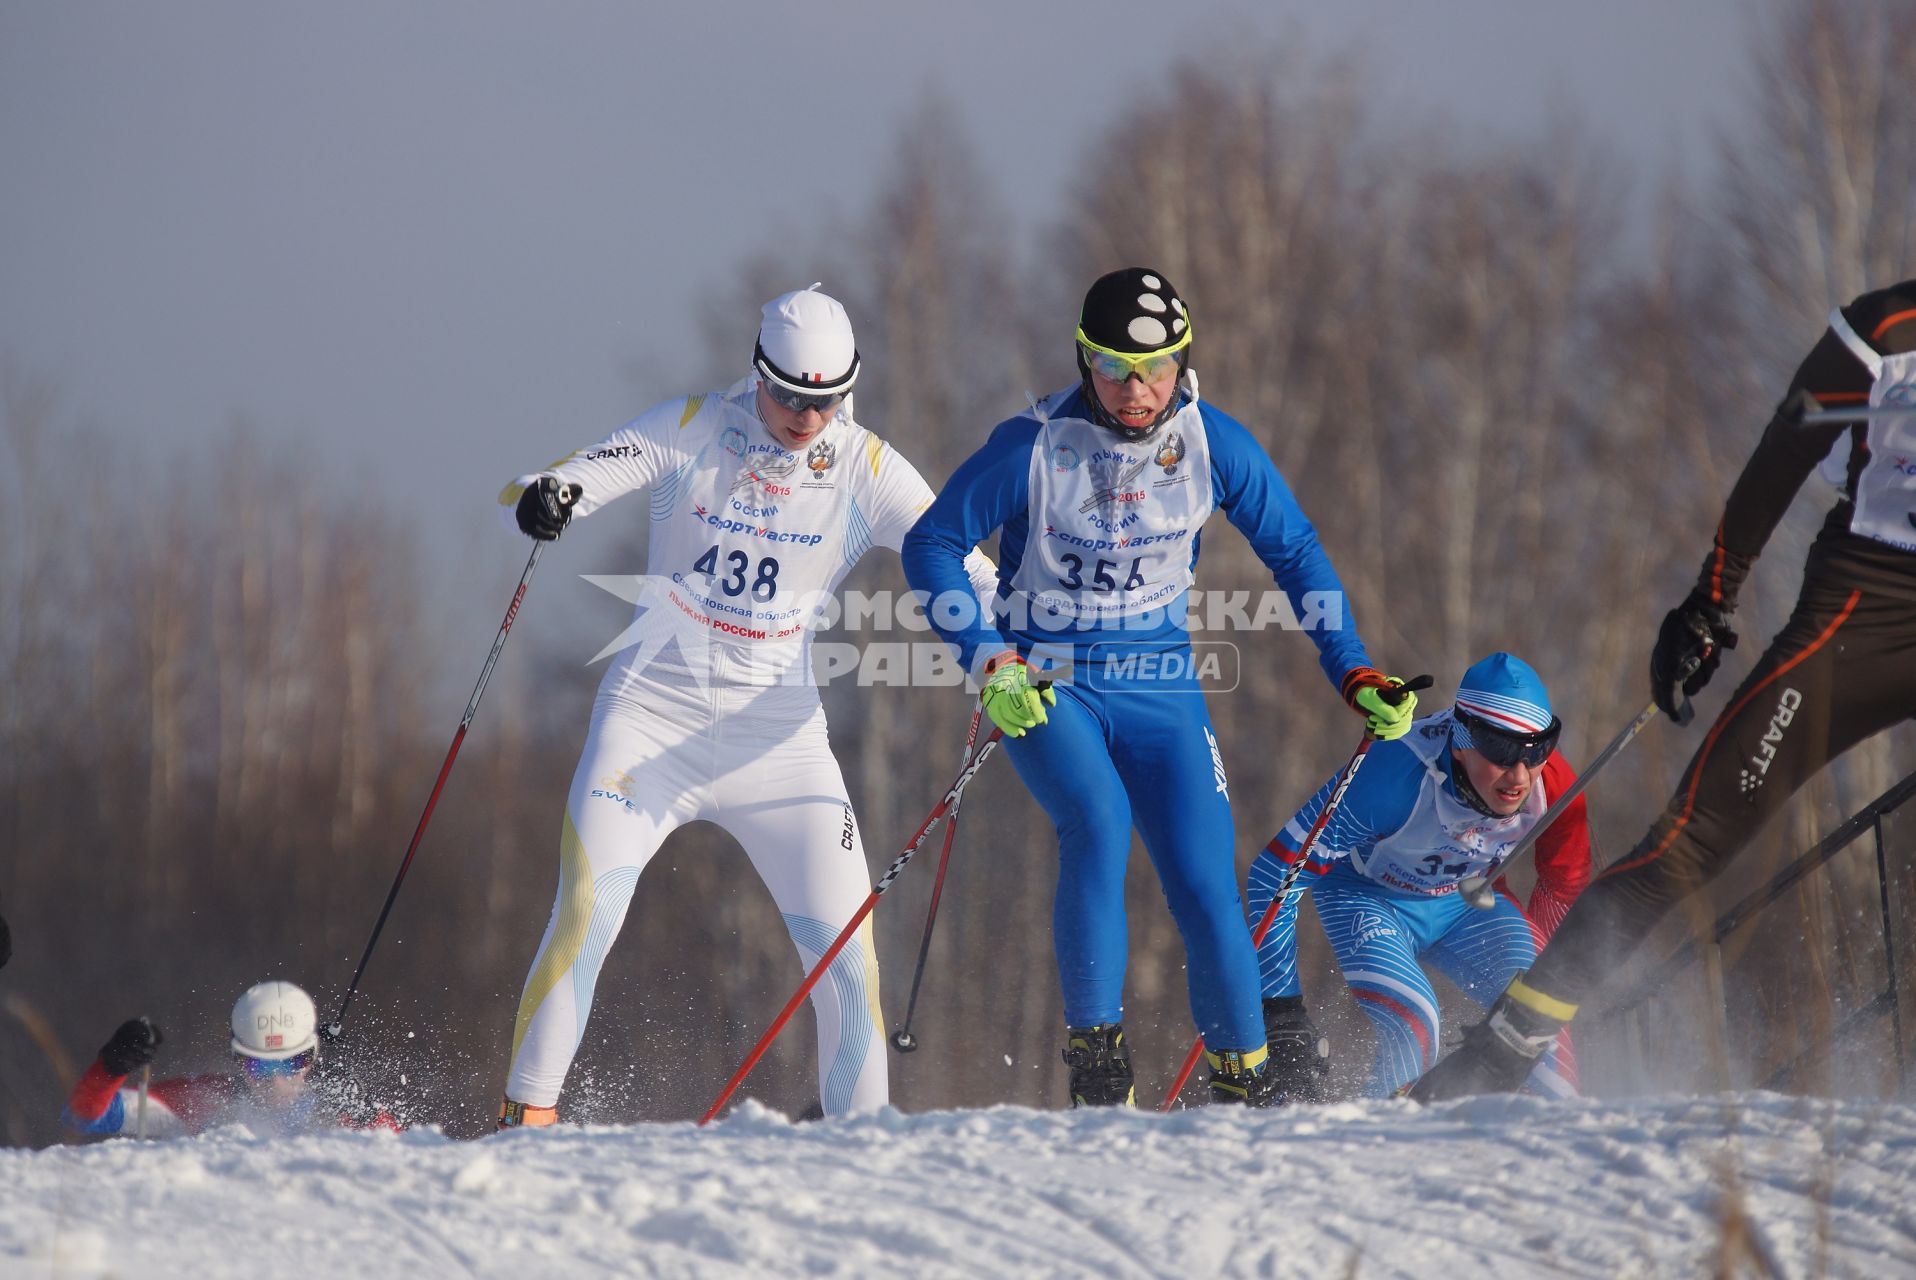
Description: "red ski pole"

(890, 708), (984, 1053)
(700, 728), (1003, 1125)
(325, 506), (569, 1041)
(1157, 735), (1372, 1109)
(1157, 674), (1428, 1109)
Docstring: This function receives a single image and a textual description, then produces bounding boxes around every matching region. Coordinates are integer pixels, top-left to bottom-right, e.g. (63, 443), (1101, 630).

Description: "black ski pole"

(1457, 649), (1705, 911)
(889, 708), (984, 1053)
(324, 501), (568, 1040)
(1458, 691), (1677, 910)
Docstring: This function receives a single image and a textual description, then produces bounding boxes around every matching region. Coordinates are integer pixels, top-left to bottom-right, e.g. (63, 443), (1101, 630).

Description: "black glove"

(99, 1017), (163, 1078)
(514, 476), (581, 541)
(1262, 996), (1331, 1104)
(1651, 591), (1737, 722)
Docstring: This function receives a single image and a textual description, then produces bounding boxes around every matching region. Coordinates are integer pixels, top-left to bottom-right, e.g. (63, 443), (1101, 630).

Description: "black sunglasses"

(1453, 711), (1561, 768)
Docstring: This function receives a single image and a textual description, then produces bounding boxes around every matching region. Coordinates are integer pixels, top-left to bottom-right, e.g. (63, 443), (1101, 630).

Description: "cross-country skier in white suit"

(496, 286), (996, 1126)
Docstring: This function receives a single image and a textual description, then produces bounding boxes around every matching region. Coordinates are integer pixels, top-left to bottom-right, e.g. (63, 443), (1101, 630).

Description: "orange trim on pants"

(1602, 590), (1861, 878)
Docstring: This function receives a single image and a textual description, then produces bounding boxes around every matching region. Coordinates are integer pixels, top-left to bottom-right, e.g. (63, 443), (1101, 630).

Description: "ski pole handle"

(1381, 674), (1435, 704)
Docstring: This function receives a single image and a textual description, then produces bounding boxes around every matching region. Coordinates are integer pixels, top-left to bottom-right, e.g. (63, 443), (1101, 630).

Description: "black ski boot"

(1206, 1046), (1282, 1107)
(1406, 981), (1568, 1103)
(1062, 1024), (1135, 1107)
(1261, 996), (1332, 1105)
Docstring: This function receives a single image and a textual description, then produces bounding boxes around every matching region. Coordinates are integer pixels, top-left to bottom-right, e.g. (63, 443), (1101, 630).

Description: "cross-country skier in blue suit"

(902, 267), (1417, 1106)
(1245, 654), (1592, 1101)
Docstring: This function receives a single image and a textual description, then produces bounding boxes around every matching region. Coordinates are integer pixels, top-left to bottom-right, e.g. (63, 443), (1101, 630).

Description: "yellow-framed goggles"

(1075, 327), (1191, 386)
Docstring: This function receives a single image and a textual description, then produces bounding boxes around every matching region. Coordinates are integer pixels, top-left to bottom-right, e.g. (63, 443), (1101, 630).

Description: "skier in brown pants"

(1410, 278), (1916, 1101)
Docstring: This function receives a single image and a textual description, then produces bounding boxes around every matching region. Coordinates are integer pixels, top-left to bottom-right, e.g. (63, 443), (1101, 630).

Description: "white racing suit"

(499, 377), (994, 1115)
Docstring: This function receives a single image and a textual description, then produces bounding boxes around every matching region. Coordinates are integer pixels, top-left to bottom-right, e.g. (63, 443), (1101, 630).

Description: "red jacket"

(62, 1056), (400, 1138)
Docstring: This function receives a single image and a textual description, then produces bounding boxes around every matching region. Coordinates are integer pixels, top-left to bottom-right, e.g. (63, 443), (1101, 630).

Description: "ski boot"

(497, 1098), (559, 1130)
(1406, 977), (1573, 1103)
(1261, 996), (1332, 1104)
(1062, 1024), (1135, 1107)
(1207, 1045), (1281, 1107)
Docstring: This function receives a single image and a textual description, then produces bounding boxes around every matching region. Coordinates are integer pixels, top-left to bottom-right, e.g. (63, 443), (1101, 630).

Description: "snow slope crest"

(4, 1094), (1914, 1278)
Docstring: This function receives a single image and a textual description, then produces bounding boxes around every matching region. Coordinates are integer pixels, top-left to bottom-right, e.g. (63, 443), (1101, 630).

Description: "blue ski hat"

(1453, 653), (1553, 733)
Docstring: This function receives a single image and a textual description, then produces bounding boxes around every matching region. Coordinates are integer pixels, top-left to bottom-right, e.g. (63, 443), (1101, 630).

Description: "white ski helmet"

(753, 285), (860, 395)
(230, 981), (319, 1060)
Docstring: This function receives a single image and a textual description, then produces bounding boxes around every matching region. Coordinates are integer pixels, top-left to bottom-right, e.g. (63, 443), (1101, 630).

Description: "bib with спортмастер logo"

(1009, 390), (1215, 626)
(1819, 308), (1916, 553)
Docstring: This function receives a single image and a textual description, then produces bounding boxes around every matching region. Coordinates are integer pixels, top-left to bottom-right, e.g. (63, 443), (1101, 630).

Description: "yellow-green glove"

(1341, 667), (1418, 741)
(980, 653), (1056, 738)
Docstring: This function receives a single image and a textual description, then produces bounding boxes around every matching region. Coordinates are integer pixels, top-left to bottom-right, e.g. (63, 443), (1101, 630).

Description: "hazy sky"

(3, 0), (1758, 655)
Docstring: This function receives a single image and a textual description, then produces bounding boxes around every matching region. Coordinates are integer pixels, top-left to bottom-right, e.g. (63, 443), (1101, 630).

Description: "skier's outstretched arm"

(496, 394), (699, 535)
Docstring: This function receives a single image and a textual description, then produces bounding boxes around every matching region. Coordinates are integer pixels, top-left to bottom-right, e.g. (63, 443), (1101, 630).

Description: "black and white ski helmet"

(1075, 267), (1191, 433)
(754, 285), (861, 396)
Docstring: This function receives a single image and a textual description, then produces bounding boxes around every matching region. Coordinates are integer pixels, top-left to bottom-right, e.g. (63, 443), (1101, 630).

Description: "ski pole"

(1158, 732), (1376, 1110)
(1802, 405), (1912, 425)
(324, 495), (572, 1041)
(135, 1065), (151, 1139)
(890, 709), (985, 1054)
(1457, 694), (1664, 910)
(1456, 648), (1704, 911)
(701, 729), (1005, 1125)
(1157, 675), (1431, 1109)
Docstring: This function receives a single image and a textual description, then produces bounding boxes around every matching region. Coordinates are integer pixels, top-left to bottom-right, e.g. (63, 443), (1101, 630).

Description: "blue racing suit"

(1246, 712), (1592, 1095)
(902, 380), (1373, 1054)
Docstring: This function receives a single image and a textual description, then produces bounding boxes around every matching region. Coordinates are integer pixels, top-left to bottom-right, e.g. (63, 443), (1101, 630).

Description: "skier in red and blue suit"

(903, 267), (1418, 1107)
(1245, 654), (1592, 1100)
(62, 982), (397, 1139)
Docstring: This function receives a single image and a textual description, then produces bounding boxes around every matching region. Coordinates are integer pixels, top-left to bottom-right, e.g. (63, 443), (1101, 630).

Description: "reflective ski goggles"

(760, 378), (846, 417)
(1075, 329), (1190, 385)
(1451, 711), (1561, 769)
(238, 1048), (316, 1080)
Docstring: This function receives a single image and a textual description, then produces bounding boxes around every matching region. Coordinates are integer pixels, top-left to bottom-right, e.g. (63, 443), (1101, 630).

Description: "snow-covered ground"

(5, 1093), (1914, 1279)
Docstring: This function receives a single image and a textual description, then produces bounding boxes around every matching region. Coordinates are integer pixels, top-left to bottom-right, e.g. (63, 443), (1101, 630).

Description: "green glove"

(1343, 668), (1418, 741)
(980, 654), (1056, 738)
